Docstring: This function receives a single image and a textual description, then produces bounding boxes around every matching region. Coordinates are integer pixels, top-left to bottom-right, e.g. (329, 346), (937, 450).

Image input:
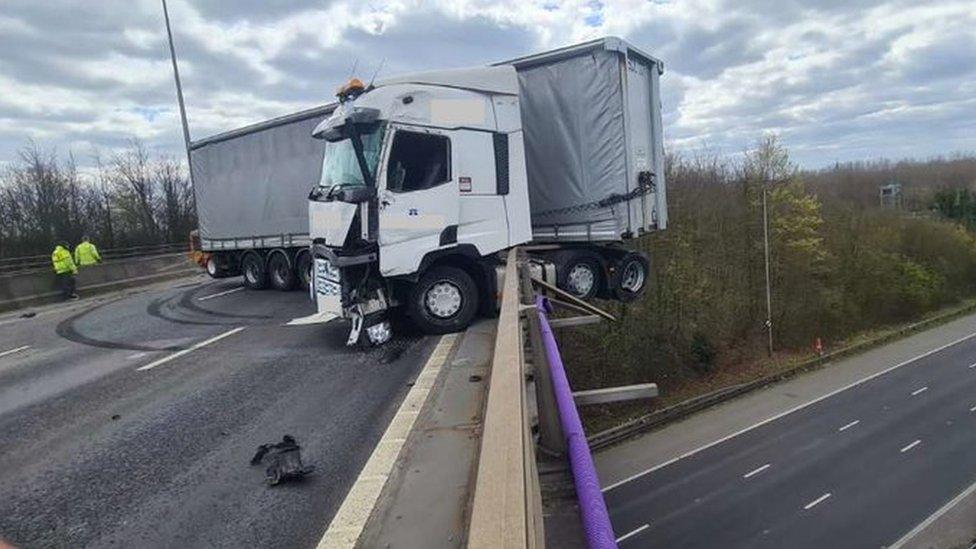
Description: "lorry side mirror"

(336, 186), (376, 204)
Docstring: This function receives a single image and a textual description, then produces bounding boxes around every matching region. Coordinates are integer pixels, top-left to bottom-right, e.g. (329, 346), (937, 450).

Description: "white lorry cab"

(308, 37), (667, 345)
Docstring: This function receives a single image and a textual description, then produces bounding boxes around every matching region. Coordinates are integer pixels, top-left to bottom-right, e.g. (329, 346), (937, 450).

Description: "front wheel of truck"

(408, 266), (479, 334)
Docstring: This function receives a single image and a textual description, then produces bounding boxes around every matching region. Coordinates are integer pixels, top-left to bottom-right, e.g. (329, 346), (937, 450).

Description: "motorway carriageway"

(603, 329), (976, 548)
(0, 274), (437, 548)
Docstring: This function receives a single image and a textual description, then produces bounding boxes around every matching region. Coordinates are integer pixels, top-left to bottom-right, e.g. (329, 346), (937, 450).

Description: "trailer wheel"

(612, 252), (649, 302)
(268, 252), (295, 291)
(242, 253), (269, 290)
(295, 251), (312, 291)
(408, 266), (479, 334)
(557, 253), (602, 299)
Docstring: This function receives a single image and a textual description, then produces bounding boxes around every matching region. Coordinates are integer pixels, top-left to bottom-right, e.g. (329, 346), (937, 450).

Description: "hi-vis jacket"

(52, 245), (78, 275)
(74, 241), (101, 266)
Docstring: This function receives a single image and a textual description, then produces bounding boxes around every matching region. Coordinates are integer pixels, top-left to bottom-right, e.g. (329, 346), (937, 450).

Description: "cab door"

(377, 125), (459, 276)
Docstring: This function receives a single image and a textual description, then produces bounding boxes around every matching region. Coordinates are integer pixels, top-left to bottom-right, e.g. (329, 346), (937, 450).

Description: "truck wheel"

(612, 252), (649, 302)
(295, 252), (312, 291)
(242, 253), (269, 290)
(408, 266), (479, 334)
(268, 252), (295, 291)
(205, 255), (221, 278)
(558, 254), (602, 299)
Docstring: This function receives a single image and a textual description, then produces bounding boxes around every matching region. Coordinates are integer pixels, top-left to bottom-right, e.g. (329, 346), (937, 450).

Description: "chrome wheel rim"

(621, 261), (645, 292)
(567, 263), (595, 297)
(425, 281), (463, 318)
(206, 257), (217, 276)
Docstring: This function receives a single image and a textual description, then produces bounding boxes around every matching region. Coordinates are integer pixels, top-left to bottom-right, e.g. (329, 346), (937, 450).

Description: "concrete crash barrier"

(0, 253), (200, 312)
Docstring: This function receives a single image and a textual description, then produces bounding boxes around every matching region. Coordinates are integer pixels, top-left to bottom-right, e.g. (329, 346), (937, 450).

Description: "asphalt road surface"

(0, 275), (435, 548)
(604, 329), (976, 548)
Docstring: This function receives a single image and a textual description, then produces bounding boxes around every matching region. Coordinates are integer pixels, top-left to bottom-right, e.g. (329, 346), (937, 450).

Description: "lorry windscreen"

(319, 124), (386, 191)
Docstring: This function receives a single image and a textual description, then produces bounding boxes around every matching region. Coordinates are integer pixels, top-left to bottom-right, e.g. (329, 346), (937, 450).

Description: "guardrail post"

(519, 254), (566, 456)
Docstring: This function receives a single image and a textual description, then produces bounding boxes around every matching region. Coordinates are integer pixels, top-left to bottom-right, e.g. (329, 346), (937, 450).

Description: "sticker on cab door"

(459, 177), (472, 192)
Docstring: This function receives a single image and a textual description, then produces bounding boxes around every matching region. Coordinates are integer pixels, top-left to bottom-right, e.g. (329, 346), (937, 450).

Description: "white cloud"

(0, 0), (974, 168)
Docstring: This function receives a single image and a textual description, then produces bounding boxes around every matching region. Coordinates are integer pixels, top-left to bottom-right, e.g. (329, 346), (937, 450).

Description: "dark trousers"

(56, 273), (76, 299)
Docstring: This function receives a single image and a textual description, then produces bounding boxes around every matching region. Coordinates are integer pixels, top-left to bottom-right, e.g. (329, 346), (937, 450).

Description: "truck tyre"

(408, 266), (479, 334)
(557, 253), (602, 299)
(295, 251), (312, 291)
(205, 255), (222, 278)
(268, 252), (295, 291)
(612, 252), (649, 302)
(242, 253), (269, 290)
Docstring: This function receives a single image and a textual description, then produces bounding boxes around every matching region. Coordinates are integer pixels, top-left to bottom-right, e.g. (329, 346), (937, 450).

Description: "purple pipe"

(535, 296), (618, 549)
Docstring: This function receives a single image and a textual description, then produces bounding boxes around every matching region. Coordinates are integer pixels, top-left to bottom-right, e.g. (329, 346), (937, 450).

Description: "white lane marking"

(317, 334), (458, 549)
(136, 327), (245, 371)
(603, 330), (976, 492)
(838, 420), (860, 432)
(127, 352), (148, 360)
(803, 493), (832, 510)
(969, 362), (976, 369)
(969, 405), (976, 412)
(616, 523), (650, 543)
(910, 386), (928, 396)
(889, 477), (976, 548)
(0, 345), (30, 358)
(743, 464), (771, 479)
(900, 440), (922, 453)
(196, 287), (244, 301)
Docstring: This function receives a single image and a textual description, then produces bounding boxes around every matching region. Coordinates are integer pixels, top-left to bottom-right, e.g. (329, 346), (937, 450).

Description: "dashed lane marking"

(0, 345), (30, 358)
(838, 420), (860, 432)
(803, 493), (832, 510)
(900, 440), (922, 453)
(616, 524), (650, 543)
(743, 464), (771, 479)
(196, 287), (244, 301)
(911, 386), (928, 396)
(136, 327), (244, 371)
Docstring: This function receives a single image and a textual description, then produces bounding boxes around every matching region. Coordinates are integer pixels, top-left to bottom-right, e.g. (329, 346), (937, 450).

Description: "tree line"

(564, 138), (976, 393)
(0, 141), (195, 258)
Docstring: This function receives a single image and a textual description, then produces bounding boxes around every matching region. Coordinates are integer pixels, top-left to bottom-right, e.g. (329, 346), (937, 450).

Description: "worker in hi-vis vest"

(51, 241), (79, 300)
(73, 236), (101, 267)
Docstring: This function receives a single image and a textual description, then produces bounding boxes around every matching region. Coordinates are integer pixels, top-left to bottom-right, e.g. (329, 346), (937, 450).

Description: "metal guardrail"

(0, 242), (187, 275)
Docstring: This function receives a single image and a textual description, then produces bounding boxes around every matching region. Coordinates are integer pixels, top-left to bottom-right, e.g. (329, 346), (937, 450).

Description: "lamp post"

(762, 185), (773, 357)
(161, 0), (193, 180)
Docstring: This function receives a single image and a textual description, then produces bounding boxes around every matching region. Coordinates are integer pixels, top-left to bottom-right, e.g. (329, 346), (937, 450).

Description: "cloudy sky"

(1, 0), (974, 170)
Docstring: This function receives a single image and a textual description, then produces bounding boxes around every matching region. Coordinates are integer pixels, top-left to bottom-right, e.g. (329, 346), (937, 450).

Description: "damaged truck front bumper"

(312, 244), (394, 346)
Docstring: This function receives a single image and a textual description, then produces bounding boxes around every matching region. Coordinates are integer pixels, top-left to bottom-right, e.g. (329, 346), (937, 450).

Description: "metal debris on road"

(250, 435), (315, 486)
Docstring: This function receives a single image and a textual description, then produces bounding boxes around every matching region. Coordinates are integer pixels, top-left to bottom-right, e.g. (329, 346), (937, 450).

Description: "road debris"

(250, 435), (315, 486)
